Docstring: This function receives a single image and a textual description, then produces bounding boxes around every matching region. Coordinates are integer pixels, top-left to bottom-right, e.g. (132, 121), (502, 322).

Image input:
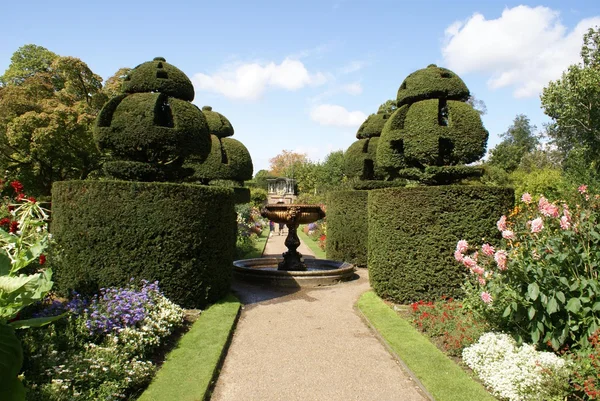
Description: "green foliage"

(396, 165), (484, 185)
(377, 99), (397, 115)
(102, 67), (131, 98)
(249, 187), (267, 208)
(122, 57), (195, 102)
(248, 169), (274, 191)
(510, 168), (566, 201)
(50, 180), (236, 308)
(95, 92), (211, 181)
(344, 137), (385, 180)
(368, 186), (514, 303)
(488, 114), (539, 173)
(268, 150), (308, 177)
(0, 45), (58, 86)
(201, 106), (234, 138)
(356, 112), (388, 139)
(460, 189), (600, 350)
(327, 190), (368, 267)
(541, 27), (600, 170)
(396, 64), (470, 107)
(348, 179), (406, 190)
(184, 135), (253, 184)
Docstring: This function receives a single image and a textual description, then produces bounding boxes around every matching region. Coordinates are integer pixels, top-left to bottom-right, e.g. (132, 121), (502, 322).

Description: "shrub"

(356, 112), (388, 139)
(344, 137), (385, 181)
(571, 330), (600, 399)
(50, 180), (236, 309)
(201, 106), (234, 138)
(463, 332), (571, 401)
(368, 186), (514, 303)
(396, 64), (470, 107)
(122, 57), (195, 101)
(409, 298), (487, 356)
(19, 280), (185, 401)
(457, 186), (600, 350)
(327, 190), (369, 267)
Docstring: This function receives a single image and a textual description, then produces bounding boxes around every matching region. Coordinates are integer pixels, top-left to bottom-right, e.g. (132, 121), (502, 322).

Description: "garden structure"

(50, 57), (253, 308)
(329, 64), (513, 302)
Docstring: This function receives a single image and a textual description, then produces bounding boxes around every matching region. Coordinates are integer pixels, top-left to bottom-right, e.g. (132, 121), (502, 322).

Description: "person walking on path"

(269, 220), (274, 234)
(278, 222), (284, 235)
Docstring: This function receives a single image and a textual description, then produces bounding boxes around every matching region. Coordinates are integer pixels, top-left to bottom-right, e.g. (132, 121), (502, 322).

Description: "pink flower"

(579, 184), (588, 194)
(472, 266), (485, 275)
(481, 292), (493, 304)
(521, 192), (532, 204)
(481, 243), (495, 256)
(454, 250), (464, 262)
(560, 216), (571, 230)
(563, 205), (571, 219)
(502, 230), (515, 240)
(456, 239), (469, 254)
(497, 215), (507, 231)
(478, 277), (486, 286)
(538, 197), (559, 217)
(462, 256), (477, 268)
(530, 217), (544, 233)
(494, 250), (507, 270)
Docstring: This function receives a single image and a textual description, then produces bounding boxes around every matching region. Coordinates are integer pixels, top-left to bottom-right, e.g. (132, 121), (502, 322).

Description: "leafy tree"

(541, 27), (600, 172)
(488, 114), (539, 173)
(102, 67), (131, 98)
(0, 46), (103, 196)
(0, 44), (58, 86)
(268, 150), (308, 177)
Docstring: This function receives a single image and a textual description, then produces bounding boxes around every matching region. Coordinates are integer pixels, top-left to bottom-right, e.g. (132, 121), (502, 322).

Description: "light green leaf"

(10, 313), (65, 329)
(528, 283), (540, 301)
(547, 297), (558, 314)
(566, 298), (582, 313)
(556, 291), (566, 303)
(528, 306), (536, 320)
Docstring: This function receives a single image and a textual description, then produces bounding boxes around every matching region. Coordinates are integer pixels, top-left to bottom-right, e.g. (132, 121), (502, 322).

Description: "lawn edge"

(137, 293), (242, 401)
(356, 291), (496, 401)
(297, 228), (326, 259)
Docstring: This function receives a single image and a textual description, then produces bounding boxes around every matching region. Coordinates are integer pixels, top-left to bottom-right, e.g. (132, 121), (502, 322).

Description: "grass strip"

(357, 291), (496, 401)
(242, 229), (268, 259)
(297, 227), (327, 259)
(138, 294), (241, 401)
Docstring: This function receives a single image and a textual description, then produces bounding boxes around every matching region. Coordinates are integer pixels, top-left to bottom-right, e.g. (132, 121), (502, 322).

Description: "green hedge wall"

(368, 186), (514, 303)
(50, 180), (236, 308)
(396, 64), (469, 107)
(327, 190), (369, 268)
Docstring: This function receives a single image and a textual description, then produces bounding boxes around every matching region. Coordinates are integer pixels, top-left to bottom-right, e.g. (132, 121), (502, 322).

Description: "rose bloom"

(541, 203), (559, 218)
(497, 215), (507, 231)
(478, 277), (486, 286)
(454, 250), (464, 262)
(579, 184), (588, 194)
(502, 230), (516, 240)
(481, 292), (493, 304)
(472, 266), (485, 276)
(494, 250), (508, 270)
(462, 256), (477, 268)
(560, 216), (571, 230)
(530, 217), (544, 233)
(481, 243), (495, 256)
(521, 192), (532, 203)
(456, 239), (469, 254)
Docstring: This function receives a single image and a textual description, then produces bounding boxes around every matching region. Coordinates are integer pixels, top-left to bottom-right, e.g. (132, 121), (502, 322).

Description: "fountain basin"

(233, 258), (356, 287)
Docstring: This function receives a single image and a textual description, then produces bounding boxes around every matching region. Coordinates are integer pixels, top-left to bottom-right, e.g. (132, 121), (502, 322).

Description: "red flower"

(9, 221), (18, 233)
(7, 205), (14, 212)
(39, 254), (46, 265)
(10, 181), (23, 194)
(0, 217), (9, 230)
(28, 196), (36, 203)
(15, 193), (25, 201)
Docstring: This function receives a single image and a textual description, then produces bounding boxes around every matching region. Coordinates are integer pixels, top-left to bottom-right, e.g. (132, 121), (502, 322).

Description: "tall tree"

(268, 150), (308, 177)
(541, 27), (600, 169)
(102, 67), (131, 98)
(488, 114), (539, 173)
(0, 44), (58, 86)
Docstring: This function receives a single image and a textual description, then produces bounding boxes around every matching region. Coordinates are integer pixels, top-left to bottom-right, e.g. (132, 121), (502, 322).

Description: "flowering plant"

(455, 186), (600, 350)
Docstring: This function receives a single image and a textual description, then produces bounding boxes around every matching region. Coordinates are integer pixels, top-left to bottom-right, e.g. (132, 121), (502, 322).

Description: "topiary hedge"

(396, 64), (469, 107)
(327, 190), (369, 267)
(356, 112), (388, 139)
(344, 137), (385, 180)
(122, 57), (195, 101)
(202, 105), (234, 138)
(368, 186), (514, 303)
(50, 180), (236, 308)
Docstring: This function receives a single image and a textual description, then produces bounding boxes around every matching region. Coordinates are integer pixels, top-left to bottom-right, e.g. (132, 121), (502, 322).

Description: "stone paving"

(211, 230), (428, 401)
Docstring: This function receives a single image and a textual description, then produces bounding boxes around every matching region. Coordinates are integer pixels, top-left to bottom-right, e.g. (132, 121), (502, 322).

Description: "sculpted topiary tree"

(344, 111), (388, 181)
(377, 64), (488, 184)
(94, 57), (211, 181)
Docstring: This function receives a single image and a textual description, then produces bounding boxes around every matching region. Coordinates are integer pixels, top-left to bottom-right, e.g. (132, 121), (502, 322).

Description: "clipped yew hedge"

(50, 180), (236, 308)
(396, 64), (469, 107)
(368, 186), (513, 303)
(327, 190), (369, 268)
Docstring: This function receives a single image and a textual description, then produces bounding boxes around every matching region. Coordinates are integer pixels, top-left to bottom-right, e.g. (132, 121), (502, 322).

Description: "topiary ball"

(202, 106), (234, 138)
(344, 137), (385, 180)
(356, 112), (389, 139)
(396, 64), (469, 107)
(122, 57), (195, 102)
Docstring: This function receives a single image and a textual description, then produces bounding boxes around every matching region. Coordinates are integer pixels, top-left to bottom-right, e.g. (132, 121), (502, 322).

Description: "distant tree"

(0, 44), (58, 86)
(250, 169), (275, 191)
(541, 27), (600, 171)
(488, 114), (539, 173)
(316, 150), (345, 191)
(102, 67), (131, 98)
(268, 150), (308, 177)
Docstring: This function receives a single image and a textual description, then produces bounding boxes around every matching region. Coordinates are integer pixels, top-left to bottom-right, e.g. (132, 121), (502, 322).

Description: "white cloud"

(342, 83), (363, 95)
(339, 60), (367, 74)
(441, 6), (600, 98)
(310, 104), (367, 127)
(192, 58), (327, 100)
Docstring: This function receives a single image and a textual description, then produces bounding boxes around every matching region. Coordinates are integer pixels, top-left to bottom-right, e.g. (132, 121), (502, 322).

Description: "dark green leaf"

(0, 323), (23, 387)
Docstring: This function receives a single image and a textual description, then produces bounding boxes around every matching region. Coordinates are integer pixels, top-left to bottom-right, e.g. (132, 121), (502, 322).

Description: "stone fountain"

(233, 204), (356, 287)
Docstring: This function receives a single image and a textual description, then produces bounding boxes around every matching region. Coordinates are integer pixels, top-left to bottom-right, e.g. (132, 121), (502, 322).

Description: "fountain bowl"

(233, 257), (356, 287)
(260, 204), (325, 225)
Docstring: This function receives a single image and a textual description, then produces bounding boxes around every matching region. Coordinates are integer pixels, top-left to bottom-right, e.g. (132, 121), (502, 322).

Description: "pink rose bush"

(456, 186), (600, 351)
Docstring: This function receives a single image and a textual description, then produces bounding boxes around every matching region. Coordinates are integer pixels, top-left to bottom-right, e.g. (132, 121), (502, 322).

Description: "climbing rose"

(462, 256), (477, 268)
(478, 277), (486, 286)
(521, 192), (532, 203)
(494, 250), (507, 270)
(454, 250), (464, 262)
(579, 184), (588, 194)
(456, 239), (468, 253)
(538, 196), (559, 218)
(502, 230), (515, 240)
(481, 243), (495, 256)
(560, 216), (570, 230)
(481, 292), (492, 304)
(530, 217), (544, 233)
(472, 266), (485, 275)
(497, 215), (507, 231)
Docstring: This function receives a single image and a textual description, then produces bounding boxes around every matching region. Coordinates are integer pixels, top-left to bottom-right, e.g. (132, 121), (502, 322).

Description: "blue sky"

(1, 0), (599, 173)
